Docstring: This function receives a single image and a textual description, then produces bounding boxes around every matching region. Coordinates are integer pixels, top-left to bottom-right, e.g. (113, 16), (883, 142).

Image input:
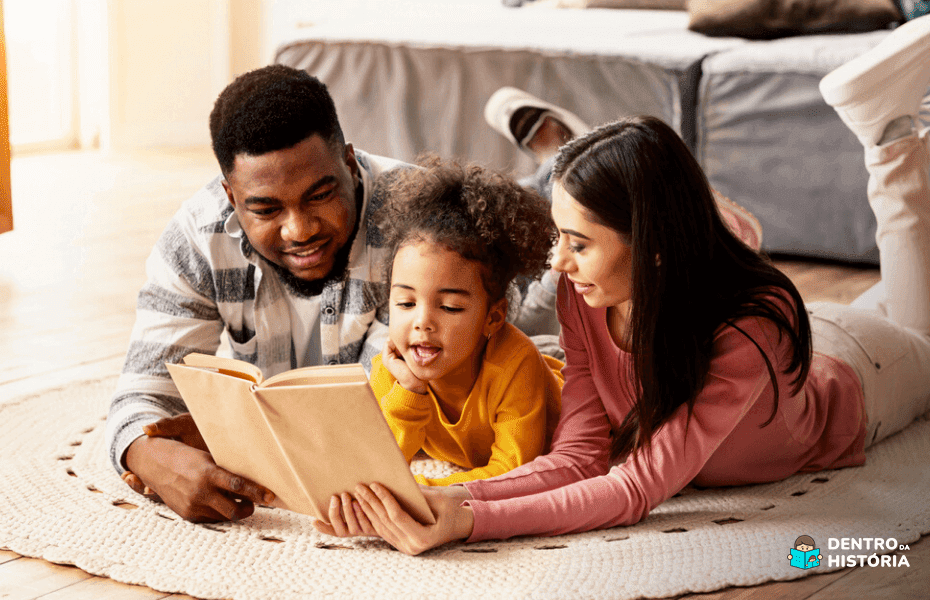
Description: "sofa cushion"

(688, 0), (901, 39)
(695, 31), (890, 262)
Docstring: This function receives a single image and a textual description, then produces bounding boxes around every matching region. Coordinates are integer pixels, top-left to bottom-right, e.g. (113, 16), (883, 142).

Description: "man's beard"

(256, 182), (363, 298)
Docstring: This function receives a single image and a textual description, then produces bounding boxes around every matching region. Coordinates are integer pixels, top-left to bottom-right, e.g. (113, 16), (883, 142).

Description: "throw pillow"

(546, 0), (687, 8)
(688, 0), (901, 39)
(894, 0), (930, 20)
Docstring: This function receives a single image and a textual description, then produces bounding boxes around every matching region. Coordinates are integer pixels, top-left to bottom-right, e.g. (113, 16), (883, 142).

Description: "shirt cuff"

(385, 381), (430, 409)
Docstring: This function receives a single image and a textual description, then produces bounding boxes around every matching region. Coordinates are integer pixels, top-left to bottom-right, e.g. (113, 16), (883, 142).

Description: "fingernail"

(143, 424), (155, 435)
(330, 496), (338, 508)
(263, 491), (275, 504)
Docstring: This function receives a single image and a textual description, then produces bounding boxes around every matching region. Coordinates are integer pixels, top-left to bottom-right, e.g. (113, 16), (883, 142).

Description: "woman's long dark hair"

(552, 116), (812, 461)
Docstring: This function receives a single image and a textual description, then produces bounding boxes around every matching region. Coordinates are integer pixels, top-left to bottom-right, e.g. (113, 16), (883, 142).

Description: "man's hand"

(382, 340), (428, 395)
(143, 412), (208, 451)
(124, 435), (274, 523)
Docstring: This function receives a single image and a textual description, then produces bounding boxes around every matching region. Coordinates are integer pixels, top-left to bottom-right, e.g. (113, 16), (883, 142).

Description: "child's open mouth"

(411, 344), (441, 367)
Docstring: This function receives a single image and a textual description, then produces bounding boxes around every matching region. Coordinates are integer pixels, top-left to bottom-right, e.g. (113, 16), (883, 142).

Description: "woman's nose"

(551, 240), (571, 273)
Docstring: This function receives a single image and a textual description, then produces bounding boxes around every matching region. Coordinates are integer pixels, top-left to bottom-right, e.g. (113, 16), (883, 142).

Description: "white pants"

(811, 130), (930, 448)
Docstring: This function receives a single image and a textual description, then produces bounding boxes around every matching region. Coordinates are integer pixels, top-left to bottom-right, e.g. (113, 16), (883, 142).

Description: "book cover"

(166, 353), (435, 525)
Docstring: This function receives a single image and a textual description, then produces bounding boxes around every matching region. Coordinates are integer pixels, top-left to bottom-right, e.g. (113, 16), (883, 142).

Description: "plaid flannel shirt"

(105, 150), (405, 473)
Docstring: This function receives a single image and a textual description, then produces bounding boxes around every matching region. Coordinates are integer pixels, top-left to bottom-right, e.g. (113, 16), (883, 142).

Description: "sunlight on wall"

(2, 0), (75, 148)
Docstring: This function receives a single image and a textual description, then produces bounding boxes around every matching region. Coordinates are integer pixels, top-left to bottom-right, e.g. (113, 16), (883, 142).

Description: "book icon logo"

(788, 535), (823, 570)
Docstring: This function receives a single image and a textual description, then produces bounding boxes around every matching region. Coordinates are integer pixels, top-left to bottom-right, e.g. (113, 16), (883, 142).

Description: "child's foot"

(484, 87), (590, 162)
(819, 15), (930, 147)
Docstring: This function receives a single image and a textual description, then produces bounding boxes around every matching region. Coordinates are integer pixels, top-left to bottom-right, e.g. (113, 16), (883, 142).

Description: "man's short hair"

(209, 65), (345, 176)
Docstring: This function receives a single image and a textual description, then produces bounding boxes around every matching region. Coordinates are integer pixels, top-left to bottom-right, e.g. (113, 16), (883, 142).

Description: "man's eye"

(308, 189), (334, 203)
(251, 207), (278, 217)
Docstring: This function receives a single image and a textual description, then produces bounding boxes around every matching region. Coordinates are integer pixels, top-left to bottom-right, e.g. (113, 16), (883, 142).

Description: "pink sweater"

(463, 275), (866, 541)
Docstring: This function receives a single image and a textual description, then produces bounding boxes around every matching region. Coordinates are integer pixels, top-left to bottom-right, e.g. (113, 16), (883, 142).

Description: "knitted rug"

(1, 377), (927, 600)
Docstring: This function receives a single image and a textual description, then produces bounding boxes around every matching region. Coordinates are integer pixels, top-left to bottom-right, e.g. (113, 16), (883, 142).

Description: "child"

(368, 156), (564, 486)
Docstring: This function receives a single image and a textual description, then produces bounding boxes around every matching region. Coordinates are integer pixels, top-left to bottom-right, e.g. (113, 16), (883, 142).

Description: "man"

(106, 65), (559, 523)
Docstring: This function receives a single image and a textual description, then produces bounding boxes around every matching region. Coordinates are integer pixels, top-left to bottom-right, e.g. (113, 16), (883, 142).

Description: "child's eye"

(394, 301), (415, 309)
(441, 306), (464, 313)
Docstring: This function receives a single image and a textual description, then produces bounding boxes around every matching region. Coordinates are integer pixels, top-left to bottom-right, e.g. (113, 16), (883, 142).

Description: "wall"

(104, 0), (231, 149)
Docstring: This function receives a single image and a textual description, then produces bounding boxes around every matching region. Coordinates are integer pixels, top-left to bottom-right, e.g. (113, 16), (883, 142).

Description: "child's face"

(796, 543), (814, 552)
(388, 241), (502, 389)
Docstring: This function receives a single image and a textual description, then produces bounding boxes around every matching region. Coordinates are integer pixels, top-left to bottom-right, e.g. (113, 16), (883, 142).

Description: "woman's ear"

(484, 297), (509, 338)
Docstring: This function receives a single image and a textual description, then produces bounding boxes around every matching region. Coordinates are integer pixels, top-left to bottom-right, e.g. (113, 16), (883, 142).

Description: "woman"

(317, 15), (930, 553)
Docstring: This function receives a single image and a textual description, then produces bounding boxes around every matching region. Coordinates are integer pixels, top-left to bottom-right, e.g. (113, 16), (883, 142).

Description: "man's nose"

(281, 210), (320, 242)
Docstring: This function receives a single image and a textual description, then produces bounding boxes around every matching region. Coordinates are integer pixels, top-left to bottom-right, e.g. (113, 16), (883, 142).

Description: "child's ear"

(484, 297), (508, 338)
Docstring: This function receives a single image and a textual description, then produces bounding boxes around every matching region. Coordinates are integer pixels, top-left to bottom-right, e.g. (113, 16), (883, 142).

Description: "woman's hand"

(315, 484), (475, 555)
(382, 340), (428, 395)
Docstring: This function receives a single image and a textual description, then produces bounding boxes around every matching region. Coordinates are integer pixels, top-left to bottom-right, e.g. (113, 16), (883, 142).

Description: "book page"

(181, 353), (264, 384)
(261, 363), (365, 388)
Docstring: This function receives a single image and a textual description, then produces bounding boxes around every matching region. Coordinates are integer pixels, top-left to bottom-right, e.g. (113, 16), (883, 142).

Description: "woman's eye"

(569, 243), (585, 253)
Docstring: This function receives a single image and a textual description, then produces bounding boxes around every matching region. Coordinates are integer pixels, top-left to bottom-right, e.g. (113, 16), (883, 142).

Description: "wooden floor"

(0, 147), (925, 599)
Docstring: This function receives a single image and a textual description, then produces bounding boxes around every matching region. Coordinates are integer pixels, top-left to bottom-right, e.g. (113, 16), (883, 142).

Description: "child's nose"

(413, 307), (435, 331)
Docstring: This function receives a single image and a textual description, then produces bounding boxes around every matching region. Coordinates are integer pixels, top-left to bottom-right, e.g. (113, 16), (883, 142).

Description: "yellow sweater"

(369, 323), (563, 486)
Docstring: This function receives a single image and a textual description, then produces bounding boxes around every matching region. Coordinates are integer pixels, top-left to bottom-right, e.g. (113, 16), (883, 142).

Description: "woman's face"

(550, 182), (633, 310)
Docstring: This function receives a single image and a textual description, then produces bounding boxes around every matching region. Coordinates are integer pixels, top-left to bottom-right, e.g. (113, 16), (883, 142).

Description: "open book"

(165, 353), (434, 525)
(789, 548), (821, 569)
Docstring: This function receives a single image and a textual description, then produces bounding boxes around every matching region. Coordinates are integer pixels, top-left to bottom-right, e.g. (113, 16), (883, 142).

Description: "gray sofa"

(275, 1), (894, 263)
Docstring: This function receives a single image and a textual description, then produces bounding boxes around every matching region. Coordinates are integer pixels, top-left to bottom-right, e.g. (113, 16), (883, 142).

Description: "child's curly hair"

(376, 155), (556, 302)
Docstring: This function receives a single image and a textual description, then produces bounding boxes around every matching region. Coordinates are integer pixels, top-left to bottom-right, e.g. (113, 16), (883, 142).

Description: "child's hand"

(382, 340), (428, 395)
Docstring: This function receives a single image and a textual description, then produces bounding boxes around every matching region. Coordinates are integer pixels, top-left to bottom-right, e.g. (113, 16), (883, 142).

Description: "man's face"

(222, 135), (359, 283)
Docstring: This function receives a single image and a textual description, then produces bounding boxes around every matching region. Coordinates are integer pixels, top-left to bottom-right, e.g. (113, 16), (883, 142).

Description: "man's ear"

(344, 143), (359, 179)
(484, 297), (509, 338)
(221, 179), (236, 209)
